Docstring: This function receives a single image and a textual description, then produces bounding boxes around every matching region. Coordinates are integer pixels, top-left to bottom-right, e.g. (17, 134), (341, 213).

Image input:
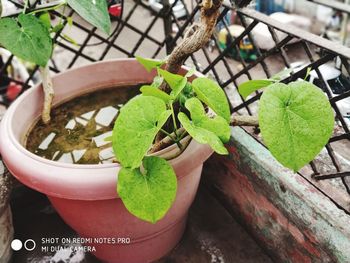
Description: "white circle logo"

(24, 239), (36, 251)
(11, 239), (23, 251)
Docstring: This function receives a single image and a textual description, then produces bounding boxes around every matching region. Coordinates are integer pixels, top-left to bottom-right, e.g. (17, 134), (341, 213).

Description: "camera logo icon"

(11, 239), (36, 251)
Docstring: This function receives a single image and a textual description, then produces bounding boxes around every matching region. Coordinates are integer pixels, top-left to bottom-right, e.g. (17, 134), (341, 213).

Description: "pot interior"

(10, 60), (155, 153)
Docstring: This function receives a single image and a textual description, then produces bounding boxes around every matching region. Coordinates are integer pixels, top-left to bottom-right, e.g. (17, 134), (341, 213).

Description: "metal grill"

(1, 0), (350, 210)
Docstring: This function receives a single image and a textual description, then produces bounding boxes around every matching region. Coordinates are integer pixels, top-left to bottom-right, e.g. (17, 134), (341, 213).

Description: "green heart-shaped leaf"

(259, 81), (334, 172)
(113, 95), (171, 169)
(117, 156), (177, 224)
(238, 79), (274, 99)
(140, 85), (173, 103)
(192, 78), (231, 122)
(136, 56), (165, 72)
(178, 112), (228, 155)
(67, 0), (111, 35)
(185, 98), (230, 143)
(0, 14), (52, 66)
(158, 68), (187, 98)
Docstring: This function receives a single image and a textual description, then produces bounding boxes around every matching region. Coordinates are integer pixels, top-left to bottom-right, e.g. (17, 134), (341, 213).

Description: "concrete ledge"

(203, 127), (350, 263)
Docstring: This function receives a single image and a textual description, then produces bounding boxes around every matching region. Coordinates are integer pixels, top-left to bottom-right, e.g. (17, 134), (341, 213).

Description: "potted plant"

(0, 0), (335, 262)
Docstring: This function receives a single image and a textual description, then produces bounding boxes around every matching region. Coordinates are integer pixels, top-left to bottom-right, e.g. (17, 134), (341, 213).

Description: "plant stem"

(149, 127), (185, 154)
(39, 65), (54, 124)
(151, 115), (258, 153)
(160, 129), (176, 140)
(169, 103), (179, 138)
(59, 3), (66, 24)
(28, 1), (66, 15)
(22, 0), (29, 14)
(230, 115), (259, 126)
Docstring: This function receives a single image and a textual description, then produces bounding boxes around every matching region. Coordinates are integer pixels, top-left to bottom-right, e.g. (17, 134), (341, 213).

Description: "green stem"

(177, 129), (187, 141)
(59, 3), (66, 24)
(160, 129), (176, 141)
(169, 103), (179, 139)
(304, 67), (312, 80)
(28, 1), (67, 15)
(22, 0), (29, 14)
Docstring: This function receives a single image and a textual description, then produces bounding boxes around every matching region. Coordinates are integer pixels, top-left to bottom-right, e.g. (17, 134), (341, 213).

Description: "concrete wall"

(203, 127), (350, 263)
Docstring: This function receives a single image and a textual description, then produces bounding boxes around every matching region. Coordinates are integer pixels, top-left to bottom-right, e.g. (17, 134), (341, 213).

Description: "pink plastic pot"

(0, 59), (213, 263)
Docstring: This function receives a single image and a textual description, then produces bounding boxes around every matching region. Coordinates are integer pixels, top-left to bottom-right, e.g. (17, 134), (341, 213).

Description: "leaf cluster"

(0, 0), (111, 66)
(112, 56), (232, 223)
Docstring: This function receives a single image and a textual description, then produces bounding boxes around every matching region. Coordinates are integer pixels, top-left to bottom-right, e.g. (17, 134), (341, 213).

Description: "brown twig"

(149, 127), (186, 154)
(39, 65), (54, 124)
(230, 115), (259, 126)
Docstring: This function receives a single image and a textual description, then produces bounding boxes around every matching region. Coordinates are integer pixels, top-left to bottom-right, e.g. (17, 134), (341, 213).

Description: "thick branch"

(39, 65), (54, 124)
(162, 0), (223, 93)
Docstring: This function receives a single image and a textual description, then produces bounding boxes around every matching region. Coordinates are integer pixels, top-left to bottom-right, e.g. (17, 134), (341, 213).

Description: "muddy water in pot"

(26, 86), (140, 164)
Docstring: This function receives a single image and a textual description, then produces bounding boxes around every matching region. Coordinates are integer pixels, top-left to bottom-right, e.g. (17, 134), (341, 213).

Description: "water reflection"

(26, 85), (139, 165)
(38, 132), (56, 150)
(34, 105), (119, 164)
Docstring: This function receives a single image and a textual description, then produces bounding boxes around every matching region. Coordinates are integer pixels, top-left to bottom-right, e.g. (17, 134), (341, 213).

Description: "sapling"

(111, 0), (334, 223)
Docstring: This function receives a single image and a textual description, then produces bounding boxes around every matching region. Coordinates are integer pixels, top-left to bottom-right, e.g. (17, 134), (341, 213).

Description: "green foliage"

(178, 112), (228, 155)
(140, 85), (173, 103)
(112, 95), (171, 169)
(117, 157), (177, 224)
(158, 68), (187, 98)
(0, 0), (112, 66)
(51, 23), (64, 33)
(259, 81), (334, 172)
(238, 67), (303, 99)
(192, 78), (231, 122)
(184, 98), (230, 143)
(39, 12), (51, 29)
(136, 56), (165, 72)
(179, 83), (194, 106)
(67, 0), (111, 35)
(111, 56), (232, 223)
(67, 17), (73, 27)
(0, 14), (52, 66)
(238, 79), (274, 99)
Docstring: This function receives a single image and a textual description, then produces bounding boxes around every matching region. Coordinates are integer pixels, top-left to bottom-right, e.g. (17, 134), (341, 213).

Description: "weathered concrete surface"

(202, 127), (350, 263)
(0, 161), (13, 263)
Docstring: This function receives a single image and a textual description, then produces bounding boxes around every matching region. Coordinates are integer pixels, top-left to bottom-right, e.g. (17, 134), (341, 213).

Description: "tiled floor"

(10, 183), (272, 263)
